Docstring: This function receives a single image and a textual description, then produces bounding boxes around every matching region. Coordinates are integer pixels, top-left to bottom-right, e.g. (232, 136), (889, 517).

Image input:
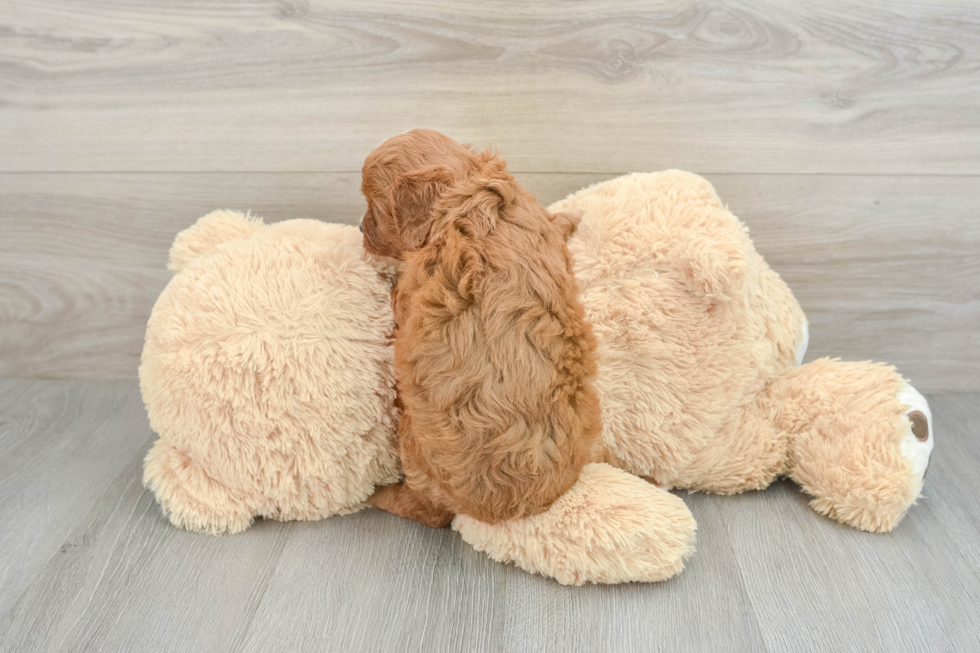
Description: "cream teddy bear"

(141, 171), (934, 585)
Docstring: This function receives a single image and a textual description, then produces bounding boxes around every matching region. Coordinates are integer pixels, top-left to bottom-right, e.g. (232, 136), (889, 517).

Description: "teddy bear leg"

(668, 391), (791, 495)
(771, 358), (935, 533)
(143, 440), (258, 535)
(452, 463), (697, 585)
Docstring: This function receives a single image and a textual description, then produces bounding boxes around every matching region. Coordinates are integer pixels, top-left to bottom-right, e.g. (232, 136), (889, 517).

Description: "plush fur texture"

(141, 170), (934, 583)
(773, 359), (917, 533)
(551, 171), (930, 533)
(453, 463), (696, 585)
(359, 130), (602, 526)
(552, 170), (805, 488)
(141, 212), (401, 534)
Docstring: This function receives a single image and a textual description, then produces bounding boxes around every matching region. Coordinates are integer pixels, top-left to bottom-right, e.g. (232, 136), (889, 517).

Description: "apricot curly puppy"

(360, 129), (603, 527)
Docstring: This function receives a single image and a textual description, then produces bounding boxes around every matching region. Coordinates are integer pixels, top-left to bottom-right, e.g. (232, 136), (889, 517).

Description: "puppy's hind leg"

(368, 482), (454, 528)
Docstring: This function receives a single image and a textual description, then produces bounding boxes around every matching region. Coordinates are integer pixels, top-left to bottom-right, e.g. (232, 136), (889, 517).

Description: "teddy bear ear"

(168, 210), (264, 272)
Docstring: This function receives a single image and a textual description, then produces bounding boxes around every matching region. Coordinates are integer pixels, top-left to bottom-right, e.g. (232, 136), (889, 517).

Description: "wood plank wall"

(2, 1), (978, 390)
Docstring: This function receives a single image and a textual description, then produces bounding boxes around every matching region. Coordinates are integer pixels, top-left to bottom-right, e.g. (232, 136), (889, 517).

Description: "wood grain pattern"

(917, 394), (980, 577)
(2, 381), (979, 652)
(0, 380), (152, 616)
(711, 477), (980, 652)
(2, 172), (976, 390)
(0, 452), (294, 652)
(2, 1), (980, 174)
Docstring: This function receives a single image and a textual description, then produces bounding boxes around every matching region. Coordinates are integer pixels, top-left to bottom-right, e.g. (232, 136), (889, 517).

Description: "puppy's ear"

(390, 166), (452, 251)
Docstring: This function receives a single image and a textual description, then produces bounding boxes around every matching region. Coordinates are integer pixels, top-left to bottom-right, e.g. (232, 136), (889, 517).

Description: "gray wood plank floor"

(1, 380), (978, 653)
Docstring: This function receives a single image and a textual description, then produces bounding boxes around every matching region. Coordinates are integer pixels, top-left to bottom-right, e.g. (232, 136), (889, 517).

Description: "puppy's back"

(396, 167), (601, 523)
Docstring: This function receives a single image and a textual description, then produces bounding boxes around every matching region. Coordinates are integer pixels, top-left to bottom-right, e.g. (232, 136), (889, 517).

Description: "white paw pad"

(897, 383), (934, 487)
(795, 322), (809, 366)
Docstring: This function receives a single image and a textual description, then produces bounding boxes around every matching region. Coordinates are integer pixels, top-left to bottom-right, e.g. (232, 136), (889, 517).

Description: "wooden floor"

(0, 380), (978, 652)
(2, 1), (980, 651)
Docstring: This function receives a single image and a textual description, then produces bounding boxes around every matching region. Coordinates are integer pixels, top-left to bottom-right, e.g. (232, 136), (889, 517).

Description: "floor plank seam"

(227, 523), (293, 653)
(705, 499), (773, 653)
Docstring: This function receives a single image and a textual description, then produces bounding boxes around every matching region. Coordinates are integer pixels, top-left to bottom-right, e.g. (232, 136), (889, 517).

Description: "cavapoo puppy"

(360, 129), (602, 527)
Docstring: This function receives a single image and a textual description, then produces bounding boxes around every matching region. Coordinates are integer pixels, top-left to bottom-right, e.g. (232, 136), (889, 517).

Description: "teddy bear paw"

(898, 382), (934, 490)
(452, 463), (696, 585)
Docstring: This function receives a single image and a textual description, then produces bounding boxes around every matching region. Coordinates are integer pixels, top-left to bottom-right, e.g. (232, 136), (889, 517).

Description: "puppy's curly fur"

(361, 129), (603, 527)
